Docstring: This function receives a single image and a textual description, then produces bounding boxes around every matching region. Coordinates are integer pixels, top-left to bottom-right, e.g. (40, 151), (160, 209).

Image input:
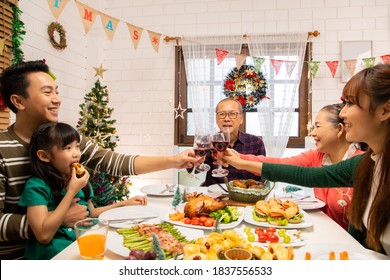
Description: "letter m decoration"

(84, 8), (93, 21)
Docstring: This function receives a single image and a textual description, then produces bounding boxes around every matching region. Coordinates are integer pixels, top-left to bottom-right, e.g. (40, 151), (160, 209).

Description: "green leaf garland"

(11, 4), (25, 63)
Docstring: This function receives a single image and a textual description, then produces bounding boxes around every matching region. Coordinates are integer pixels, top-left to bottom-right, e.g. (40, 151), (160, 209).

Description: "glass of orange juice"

(74, 218), (109, 260)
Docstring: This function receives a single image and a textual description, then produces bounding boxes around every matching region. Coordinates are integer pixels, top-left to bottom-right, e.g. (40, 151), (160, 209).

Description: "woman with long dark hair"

(220, 63), (390, 255)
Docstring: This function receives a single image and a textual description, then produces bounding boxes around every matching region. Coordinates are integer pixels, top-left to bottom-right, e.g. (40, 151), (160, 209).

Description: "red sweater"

(240, 146), (364, 231)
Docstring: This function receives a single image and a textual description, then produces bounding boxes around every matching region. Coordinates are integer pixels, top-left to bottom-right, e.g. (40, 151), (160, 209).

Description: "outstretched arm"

(133, 149), (199, 175)
(219, 148), (264, 175)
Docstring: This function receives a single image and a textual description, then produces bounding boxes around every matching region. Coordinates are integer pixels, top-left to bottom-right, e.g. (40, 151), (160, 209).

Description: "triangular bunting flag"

(380, 54), (390, 64)
(234, 53), (247, 69)
(75, 0), (98, 34)
(47, 0), (69, 20)
(307, 61), (320, 78)
(362, 57), (376, 68)
(344, 60), (358, 77)
(325, 61), (339, 78)
(126, 23), (143, 50)
(284, 60), (297, 77)
(99, 12), (119, 41)
(147, 30), (161, 53)
(216, 48), (229, 65)
(270, 59), (283, 76)
(253, 57), (265, 72)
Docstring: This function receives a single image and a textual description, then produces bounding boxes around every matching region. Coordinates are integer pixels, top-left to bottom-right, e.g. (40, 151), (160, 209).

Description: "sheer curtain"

(248, 33), (307, 157)
(181, 36), (243, 133)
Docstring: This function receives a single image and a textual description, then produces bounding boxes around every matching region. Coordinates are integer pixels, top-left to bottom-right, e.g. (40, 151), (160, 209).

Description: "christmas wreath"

(47, 22), (67, 50)
(223, 65), (267, 111)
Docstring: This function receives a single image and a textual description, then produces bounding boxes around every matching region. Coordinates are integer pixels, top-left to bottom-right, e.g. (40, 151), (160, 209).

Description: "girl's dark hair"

(29, 122), (90, 202)
(0, 60), (49, 113)
(343, 63), (390, 252)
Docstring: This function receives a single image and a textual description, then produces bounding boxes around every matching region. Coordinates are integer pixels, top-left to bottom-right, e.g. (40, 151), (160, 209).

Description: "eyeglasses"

(216, 112), (241, 119)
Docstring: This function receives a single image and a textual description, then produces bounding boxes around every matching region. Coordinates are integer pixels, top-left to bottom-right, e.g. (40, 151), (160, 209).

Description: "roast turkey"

(184, 195), (225, 218)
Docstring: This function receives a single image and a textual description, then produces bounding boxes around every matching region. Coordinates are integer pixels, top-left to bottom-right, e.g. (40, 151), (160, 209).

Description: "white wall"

(17, 0), (390, 187)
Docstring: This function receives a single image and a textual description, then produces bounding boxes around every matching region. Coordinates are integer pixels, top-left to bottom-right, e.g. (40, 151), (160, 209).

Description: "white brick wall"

(16, 0), (390, 187)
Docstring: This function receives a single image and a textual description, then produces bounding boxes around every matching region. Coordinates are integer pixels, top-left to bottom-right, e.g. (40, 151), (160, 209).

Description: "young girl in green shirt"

(19, 122), (146, 259)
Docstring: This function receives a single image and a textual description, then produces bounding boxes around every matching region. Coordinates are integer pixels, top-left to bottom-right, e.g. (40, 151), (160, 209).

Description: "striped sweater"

(0, 124), (138, 259)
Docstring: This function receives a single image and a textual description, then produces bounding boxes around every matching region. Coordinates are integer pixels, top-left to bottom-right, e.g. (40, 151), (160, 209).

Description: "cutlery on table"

(217, 183), (228, 193)
(106, 215), (158, 224)
(292, 195), (311, 201)
(167, 184), (176, 192)
(159, 184), (171, 194)
(295, 200), (318, 204)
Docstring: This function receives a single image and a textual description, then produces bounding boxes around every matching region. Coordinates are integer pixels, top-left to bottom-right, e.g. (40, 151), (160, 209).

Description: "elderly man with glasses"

(203, 98), (266, 186)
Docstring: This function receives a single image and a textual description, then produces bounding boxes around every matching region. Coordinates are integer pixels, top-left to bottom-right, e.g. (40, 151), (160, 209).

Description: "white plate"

(235, 227), (306, 247)
(295, 244), (390, 260)
(140, 184), (179, 197)
(243, 206), (313, 229)
(99, 206), (160, 229)
(275, 193), (326, 210)
(161, 205), (245, 230)
(295, 197), (326, 210)
(106, 225), (204, 258)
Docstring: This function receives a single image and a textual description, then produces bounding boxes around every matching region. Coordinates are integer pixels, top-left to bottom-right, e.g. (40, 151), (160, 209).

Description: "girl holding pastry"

(18, 122), (146, 259)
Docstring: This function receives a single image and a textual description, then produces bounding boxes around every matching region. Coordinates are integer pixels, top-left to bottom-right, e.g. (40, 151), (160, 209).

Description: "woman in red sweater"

(239, 103), (365, 230)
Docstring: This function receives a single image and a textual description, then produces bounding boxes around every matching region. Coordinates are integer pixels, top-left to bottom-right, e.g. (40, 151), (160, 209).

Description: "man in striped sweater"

(0, 60), (197, 259)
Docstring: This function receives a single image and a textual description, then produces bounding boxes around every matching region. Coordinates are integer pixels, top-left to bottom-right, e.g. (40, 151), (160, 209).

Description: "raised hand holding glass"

(211, 128), (230, 177)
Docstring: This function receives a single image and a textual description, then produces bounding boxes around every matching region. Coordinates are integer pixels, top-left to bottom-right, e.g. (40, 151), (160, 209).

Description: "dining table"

(52, 183), (389, 260)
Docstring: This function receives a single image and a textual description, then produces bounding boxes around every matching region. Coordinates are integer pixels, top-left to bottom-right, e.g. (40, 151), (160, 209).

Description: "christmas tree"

(77, 77), (131, 207)
(77, 79), (119, 150)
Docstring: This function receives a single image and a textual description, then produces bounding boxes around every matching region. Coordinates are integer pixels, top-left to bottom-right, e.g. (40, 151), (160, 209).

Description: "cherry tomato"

(266, 227), (276, 233)
(268, 234), (279, 243)
(204, 218), (215, 227)
(199, 216), (207, 223)
(191, 220), (200, 225)
(254, 227), (264, 234)
(191, 217), (199, 221)
(184, 218), (191, 224)
(257, 233), (268, 243)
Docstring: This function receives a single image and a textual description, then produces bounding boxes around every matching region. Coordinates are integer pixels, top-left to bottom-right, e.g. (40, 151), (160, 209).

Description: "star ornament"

(94, 64), (107, 78)
(174, 103), (187, 119)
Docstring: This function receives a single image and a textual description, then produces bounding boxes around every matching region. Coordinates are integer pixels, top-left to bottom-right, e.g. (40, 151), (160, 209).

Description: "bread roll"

(72, 163), (86, 177)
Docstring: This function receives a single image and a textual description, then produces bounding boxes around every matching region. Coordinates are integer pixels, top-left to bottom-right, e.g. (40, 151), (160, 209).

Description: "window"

(174, 43), (311, 148)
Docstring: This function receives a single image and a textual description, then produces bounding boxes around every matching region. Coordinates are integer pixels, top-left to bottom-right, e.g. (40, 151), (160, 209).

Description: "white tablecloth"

(52, 185), (384, 260)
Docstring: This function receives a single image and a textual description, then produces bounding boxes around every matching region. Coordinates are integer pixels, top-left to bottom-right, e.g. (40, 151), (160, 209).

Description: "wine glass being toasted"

(187, 131), (211, 178)
(211, 127), (230, 178)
